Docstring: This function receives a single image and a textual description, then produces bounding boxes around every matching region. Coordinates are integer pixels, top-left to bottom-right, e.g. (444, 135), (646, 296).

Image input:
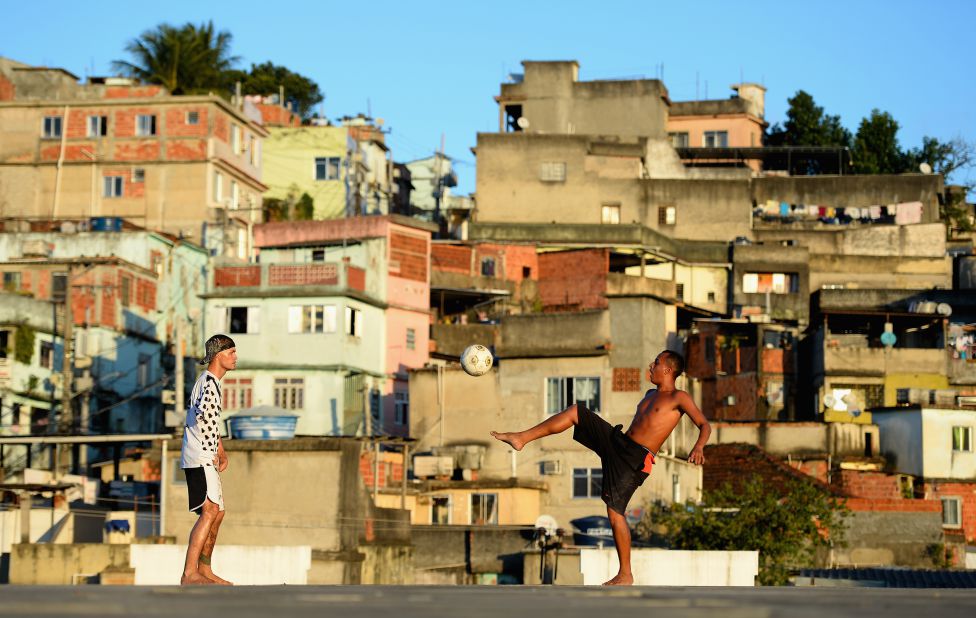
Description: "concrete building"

(806, 288), (976, 423)
(405, 154), (458, 226)
(872, 405), (976, 544)
(205, 216), (433, 436)
(262, 116), (393, 220)
(0, 58), (269, 258)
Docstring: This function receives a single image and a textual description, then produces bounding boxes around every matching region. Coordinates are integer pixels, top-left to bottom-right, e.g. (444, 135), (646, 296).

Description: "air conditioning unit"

(413, 455), (453, 479)
(541, 460), (562, 475)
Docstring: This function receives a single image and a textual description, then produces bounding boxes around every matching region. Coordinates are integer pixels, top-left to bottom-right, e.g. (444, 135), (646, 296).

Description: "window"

(132, 168), (145, 183)
(669, 132), (689, 148)
(311, 249), (326, 262)
(431, 495), (451, 524)
(136, 114), (156, 136)
(369, 388), (381, 428)
(344, 306), (361, 337)
(252, 139), (261, 167)
(52, 272), (68, 301)
(540, 162), (567, 182)
(231, 125), (241, 154)
(707, 291), (716, 303)
(941, 497), (962, 527)
(186, 111), (199, 125)
(40, 341), (54, 369)
(952, 426), (973, 452)
(230, 180), (239, 210)
(288, 305), (337, 334)
(703, 130), (728, 147)
(658, 205), (676, 226)
(470, 493), (498, 525)
(546, 376), (600, 415)
(224, 378), (253, 411)
(0, 330), (7, 359)
(601, 203), (621, 224)
(43, 116), (62, 138)
(522, 266), (532, 279)
(137, 354), (151, 387)
(504, 104), (523, 132)
(103, 176), (124, 198)
(273, 377), (305, 410)
(742, 272), (798, 295)
(3, 272), (21, 292)
(228, 306), (260, 334)
(213, 171), (223, 203)
(676, 283), (685, 301)
(395, 391), (408, 426)
(406, 328), (416, 350)
(315, 157), (342, 180)
(573, 467), (603, 498)
(87, 115), (107, 137)
(481, 257), (496, 277)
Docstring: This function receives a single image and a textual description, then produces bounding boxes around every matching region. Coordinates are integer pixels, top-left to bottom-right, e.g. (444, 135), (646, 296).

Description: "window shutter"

(288, 306), (302, 333)
(209, 306), (227, 334)
(247, 307), (261, 334)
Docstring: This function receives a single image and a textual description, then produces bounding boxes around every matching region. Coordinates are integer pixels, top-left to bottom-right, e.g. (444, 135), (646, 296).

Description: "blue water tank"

(90, 217), (123, 232)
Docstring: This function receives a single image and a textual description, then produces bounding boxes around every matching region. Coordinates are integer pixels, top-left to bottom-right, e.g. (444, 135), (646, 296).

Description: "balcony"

(823, 346), (945, 376)
(209, 262), (369, 298)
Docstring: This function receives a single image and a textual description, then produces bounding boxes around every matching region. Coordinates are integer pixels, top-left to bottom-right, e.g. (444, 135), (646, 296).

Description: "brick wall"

(113, 141), (161, 161)
(0, 74), (15, 101)
(477, 243), (538, 281)
(255, 103), (300, 127)
(102, 168), (146, 199)
(359, 453), (405, 488)
(706, 373), (758, 421)
(390, 231), (428, 283)
(104, 86), (165, 99)
(214, 266), (261, 288)
(845, 498), (942, 512)
(834, 469), (904, 501)
(920, 480), (976, 543)
(432, 244), (473, 275)
(164, 107), (209, 137)
(347, 265), (366, 291)
(269, 264), (338, 286)
(612, 367), (642, 392)
(538, 248), (608, 311)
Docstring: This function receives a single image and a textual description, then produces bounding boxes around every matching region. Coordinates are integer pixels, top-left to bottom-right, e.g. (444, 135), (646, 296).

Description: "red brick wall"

(390, 231), (428, 283)
(347, 265), (366, 291)
(684, 331), (715, 379)
(255, 103), (300, 127)
(165, 139), (207, 160)
(432, 244), (473, 275)
(214, 113), (229, 142)
(40, 144), (96, 162)
(538, 249), (608, 311)
(845, 498), (942, 512)
(477, 243), (538, 281)
(921, 481), (976, 543)
(113, 141), (161, 161)
(359, 454), (404, 488)
(613, 367), (642, 392)
(164, 108), (209, 137)
(102, 168), (146, 199)
(834, 470), (904, 500)
(269, 264), (338, 286)
(114, 108), (158, 138)
(704, 373), (758, 420)
(214, 266), (261, 288)
(0, 74), (15, 101)
(104, 86), (165, 99)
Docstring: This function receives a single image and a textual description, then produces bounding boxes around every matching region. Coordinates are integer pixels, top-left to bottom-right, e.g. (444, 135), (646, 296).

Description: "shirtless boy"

(179, 334), (236, 586)
(491, 350), (711, 585)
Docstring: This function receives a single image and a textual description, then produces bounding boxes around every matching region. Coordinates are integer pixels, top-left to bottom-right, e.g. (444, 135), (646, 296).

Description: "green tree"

(263, 190), (315, 222)
(112, 21), (239, 94)
(640, 476), (848, 585)
(851, 109), (903, 174)
(766, 90), (851, 147)
(223, 62), (324, 120)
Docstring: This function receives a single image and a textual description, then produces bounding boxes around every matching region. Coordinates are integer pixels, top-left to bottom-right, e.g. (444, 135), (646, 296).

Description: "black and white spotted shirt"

(180, 370), (223, 469)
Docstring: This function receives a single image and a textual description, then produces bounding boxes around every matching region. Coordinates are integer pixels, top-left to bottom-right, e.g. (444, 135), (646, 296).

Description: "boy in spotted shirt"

(180, 334), (236, 585)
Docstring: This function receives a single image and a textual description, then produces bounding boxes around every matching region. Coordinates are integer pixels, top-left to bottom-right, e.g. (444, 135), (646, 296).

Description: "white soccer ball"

(460, 344), (494, 377)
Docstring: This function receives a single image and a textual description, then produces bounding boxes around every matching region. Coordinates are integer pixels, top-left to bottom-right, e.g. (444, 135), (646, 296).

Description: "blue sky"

(2, 0), (973, 194)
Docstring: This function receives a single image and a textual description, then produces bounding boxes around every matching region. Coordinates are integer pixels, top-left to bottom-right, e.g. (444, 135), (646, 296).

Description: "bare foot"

(199, 567), (234, 585)
(490, 431), (524, 451)
(602, 572), (634, 586)
(180, 572), (215, 585)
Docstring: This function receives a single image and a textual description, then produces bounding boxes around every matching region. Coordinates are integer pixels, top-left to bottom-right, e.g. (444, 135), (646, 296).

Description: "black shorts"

(184, 465), (224, 514)
(573, 404), (655, 515)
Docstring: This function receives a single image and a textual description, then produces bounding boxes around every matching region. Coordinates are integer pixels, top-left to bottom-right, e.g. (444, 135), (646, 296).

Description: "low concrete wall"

(129, 545), (311, 585)
(360, 544), (413, 584)
(832, 510), (945, 568)
(578, 548), (758, 585)
(9, 543), (130, 585)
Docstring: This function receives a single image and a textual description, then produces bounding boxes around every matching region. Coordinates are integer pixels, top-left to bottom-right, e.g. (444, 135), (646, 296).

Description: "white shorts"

(185, 465), (225, 513)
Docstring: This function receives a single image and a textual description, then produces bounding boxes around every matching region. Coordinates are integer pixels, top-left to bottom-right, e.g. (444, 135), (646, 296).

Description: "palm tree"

(112, 21), (239, 94)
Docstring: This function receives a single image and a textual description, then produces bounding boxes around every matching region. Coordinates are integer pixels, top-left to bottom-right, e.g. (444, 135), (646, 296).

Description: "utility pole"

(57, 264), (74, 478)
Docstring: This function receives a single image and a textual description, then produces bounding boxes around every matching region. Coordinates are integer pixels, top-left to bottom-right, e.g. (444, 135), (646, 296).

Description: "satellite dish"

(937, 303), (953, 316)
(919, 162), (933, 174)
(535, 514), (559, 537)
(823, 393), (836, 408)
(516, 116), (530, 130)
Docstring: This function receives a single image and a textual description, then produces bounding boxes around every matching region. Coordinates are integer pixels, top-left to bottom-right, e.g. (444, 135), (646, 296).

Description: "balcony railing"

(213, 262), (364, 292)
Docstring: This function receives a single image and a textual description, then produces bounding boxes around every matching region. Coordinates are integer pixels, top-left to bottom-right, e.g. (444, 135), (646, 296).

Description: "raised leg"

(603, 506), (634, 586)
(197, 510), (233, 585)
(181, 500), (219, 585)
(491, 404), (580, 451)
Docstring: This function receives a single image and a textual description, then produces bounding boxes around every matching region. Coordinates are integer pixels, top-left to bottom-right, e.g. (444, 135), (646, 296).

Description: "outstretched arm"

(678, 392), (711, 465)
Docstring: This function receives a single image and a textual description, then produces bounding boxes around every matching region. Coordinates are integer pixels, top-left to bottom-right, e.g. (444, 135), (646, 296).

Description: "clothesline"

(755, 199), (924, 226)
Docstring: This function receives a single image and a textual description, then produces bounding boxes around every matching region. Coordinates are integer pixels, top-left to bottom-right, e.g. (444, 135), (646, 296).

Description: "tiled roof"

(797, 568), (976, 588)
